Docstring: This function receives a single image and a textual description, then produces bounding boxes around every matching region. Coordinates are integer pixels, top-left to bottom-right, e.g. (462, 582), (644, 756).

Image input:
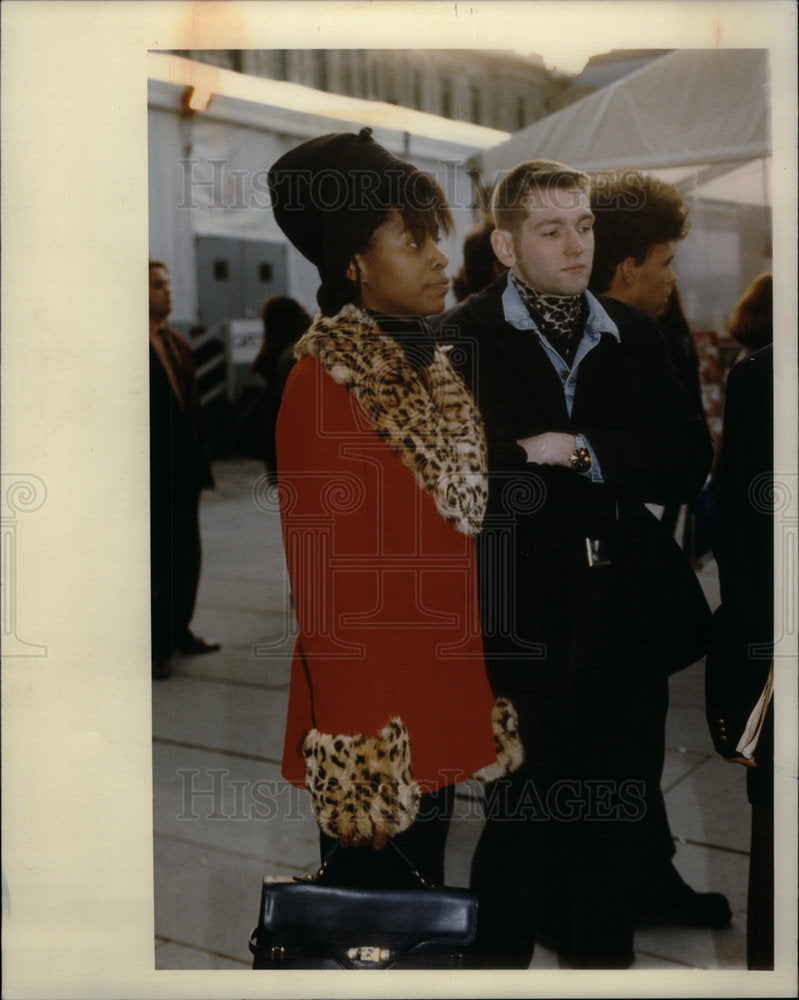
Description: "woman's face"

(351, 209), (450, 316)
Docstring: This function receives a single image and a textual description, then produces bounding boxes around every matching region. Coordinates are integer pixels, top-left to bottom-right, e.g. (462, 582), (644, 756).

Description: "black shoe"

(152, 657), (172, 680)
(636, 866), (732, 929)
(173, 632), (220, 656)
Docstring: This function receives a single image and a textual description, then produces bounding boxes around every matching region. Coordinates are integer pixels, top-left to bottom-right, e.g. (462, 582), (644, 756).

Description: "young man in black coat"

(436, 160), (724, 968)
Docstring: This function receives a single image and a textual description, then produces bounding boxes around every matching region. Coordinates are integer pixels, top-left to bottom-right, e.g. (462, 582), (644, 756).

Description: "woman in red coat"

(267, 129), (521, 882)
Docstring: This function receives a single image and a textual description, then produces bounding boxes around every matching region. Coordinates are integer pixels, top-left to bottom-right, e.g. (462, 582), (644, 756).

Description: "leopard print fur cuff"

(473, 697), (525, 784)
(303, 717), (421, 848)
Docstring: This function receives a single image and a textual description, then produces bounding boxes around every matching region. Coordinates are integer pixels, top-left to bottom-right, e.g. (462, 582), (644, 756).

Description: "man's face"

(149, 267), (172, 323)
(626, 241), (677, 318)
(494, 186), (595, 297)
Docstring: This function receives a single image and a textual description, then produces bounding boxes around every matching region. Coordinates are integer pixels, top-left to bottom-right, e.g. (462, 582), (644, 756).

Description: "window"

(341, 52), (352, 92)
(413, 70), (423, 109)
(314, 51), (328, 91)
(441, 78), (453, 119)
(470, 85), (481, 124)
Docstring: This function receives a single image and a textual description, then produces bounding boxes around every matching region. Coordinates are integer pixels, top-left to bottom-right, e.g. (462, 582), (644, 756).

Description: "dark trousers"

(150, 484), (201, 659)
(471, 761), (653, 969)
(473, 536), (684, 968)
(472, 629), (673, 967)
(318, 785), (455, 888)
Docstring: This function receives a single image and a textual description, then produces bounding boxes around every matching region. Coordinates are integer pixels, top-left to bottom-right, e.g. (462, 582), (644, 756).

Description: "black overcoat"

(149, 328), (214, 657)
(706, 345), (773, 806)
(436, 279), (716, 959)
(437, 280), (714, 724)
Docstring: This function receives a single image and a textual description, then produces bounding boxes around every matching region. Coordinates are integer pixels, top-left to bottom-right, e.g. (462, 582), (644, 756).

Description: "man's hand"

(517, 432), (575, 468)
(723, 755), (758, 769)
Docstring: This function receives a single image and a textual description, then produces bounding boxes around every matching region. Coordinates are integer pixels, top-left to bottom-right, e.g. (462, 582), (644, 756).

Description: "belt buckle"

(585, 537), (611, 568)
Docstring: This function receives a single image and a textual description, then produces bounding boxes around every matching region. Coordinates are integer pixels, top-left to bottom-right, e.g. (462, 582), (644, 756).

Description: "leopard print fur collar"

(295, 304), (488, 534)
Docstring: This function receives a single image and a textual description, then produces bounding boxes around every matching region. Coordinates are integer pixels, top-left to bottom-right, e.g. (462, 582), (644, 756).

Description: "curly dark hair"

(588, 171), (688, 294)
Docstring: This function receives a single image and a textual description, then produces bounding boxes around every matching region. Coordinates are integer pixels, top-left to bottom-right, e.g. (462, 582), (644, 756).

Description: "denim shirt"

(501, 273), (620, 483)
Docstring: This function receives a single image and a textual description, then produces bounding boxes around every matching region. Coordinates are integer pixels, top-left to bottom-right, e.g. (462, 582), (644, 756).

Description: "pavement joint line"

(154, 934), (249, 966)
(671, 835), (749, 858)
(152, 736), (282, 766)
(166, 671), (289, 691)
(155, 830), (315, 868)
(662, 752), (717, 793)
(631, 948), (700, 969)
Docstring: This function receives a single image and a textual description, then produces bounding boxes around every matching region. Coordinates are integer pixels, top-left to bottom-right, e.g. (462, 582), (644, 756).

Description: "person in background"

(582, 167), (730, 936)
(590, 170), (707, 550)
(149, 260), (219, 679)
(706, 340), (774, 971)
(437, 159), (719, 968)
(250, 295), (311, 483)
(452, 216), (508, 301)
(266, 128), (522, 897)
(589, 169), (685, 322)
(587, 174), (706, 424)
(726, 272), (773, 364)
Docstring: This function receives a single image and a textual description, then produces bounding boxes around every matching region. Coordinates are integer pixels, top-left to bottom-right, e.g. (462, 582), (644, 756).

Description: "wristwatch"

(569, 434), (592, 475)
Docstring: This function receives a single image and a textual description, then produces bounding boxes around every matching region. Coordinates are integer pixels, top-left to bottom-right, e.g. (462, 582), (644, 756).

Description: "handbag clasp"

(347, 946), (391, 964)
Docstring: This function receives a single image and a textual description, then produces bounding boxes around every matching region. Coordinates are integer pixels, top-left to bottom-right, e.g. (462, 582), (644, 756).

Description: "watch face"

(571, 447), (591, 474)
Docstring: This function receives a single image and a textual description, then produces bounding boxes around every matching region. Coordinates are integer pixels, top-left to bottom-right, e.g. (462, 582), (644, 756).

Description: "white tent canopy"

(475, 49), (771, 203)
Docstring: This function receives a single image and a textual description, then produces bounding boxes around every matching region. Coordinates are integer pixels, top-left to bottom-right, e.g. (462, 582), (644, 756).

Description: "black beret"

(268, 127), (412, 281)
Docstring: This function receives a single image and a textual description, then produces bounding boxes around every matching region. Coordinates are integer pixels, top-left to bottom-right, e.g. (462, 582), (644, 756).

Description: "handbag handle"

(299, 651), (434, 887)
(314, 838), (435, 888)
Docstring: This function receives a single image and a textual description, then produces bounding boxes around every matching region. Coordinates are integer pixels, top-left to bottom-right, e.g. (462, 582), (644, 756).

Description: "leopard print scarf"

(294, 304), (488, 535)
(513, 274), (587, 365)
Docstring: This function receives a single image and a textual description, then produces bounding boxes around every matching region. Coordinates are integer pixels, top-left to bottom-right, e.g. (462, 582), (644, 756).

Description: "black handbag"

(249, 840), (478, 970)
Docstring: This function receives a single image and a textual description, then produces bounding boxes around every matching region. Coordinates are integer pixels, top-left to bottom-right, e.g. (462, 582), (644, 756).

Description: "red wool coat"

(276, 345), (499, 793)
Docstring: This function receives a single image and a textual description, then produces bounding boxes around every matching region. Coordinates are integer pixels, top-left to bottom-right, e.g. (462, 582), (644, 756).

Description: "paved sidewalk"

(153, 459), (750, 970)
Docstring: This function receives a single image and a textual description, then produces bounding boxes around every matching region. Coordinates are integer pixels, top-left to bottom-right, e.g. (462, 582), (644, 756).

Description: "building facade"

(171, 49), (571, 133)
